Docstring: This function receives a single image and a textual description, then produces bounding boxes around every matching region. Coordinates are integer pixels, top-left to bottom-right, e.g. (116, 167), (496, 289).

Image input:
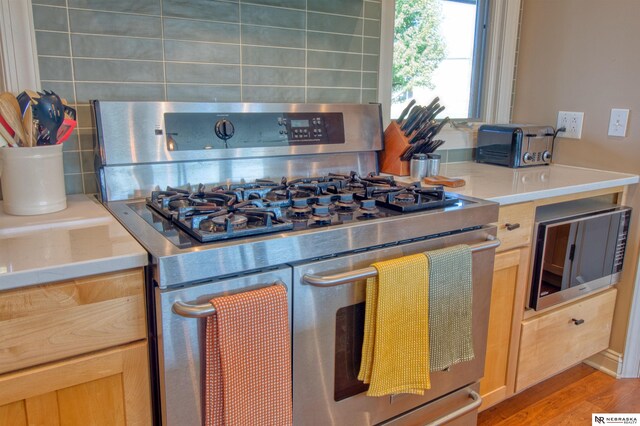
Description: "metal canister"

(427, 153), (441, 177)
(410, 153), (428, 180)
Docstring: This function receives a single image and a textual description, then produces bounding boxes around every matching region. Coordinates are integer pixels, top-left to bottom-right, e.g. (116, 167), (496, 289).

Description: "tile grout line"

(40, 80), (369, 90)
(33, 3), (381, 24)
(159, 0), (168, 100)
(35, 27), (382, 42)
(239, 1), (243, 102)
(359, 0), (365, 103)
(39, 57), (382, 73)
(63, 0), (84, 193)
(304, 0), (308, 103)
(38, 52), (381, 63)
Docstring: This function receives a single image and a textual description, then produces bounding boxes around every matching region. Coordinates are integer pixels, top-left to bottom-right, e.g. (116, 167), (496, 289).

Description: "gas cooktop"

(96, 101), (498, 288)
(133, 172), (465, 248)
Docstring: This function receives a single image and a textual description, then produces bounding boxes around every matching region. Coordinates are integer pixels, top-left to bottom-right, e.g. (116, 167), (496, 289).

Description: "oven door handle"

(426, 389), (482, 426)
(172, 280), (287, 318)
(302, 236), (500, 287)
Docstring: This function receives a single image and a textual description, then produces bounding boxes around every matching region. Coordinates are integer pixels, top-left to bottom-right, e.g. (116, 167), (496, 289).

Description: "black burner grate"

(144, 172), (461, 242)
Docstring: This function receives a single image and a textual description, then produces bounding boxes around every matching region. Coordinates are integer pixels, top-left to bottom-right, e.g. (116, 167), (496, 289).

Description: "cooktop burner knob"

(214, 119), (235, 140)
(542, 150), (552, 162)
(523, 152), (534, 164)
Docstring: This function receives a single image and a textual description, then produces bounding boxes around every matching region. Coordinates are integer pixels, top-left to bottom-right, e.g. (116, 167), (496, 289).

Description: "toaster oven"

(476, 124), (555, 168)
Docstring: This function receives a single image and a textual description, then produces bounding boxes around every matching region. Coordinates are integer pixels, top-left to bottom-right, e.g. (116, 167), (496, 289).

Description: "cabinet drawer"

(0, 269), (146, 374)
(496, 202), (534, 252)
(515, 288), (616, 392)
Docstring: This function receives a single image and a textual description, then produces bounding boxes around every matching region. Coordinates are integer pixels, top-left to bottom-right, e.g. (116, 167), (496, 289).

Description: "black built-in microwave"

(529, 199), (631, 310)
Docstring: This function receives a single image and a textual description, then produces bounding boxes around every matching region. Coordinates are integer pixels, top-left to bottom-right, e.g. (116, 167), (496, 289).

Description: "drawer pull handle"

(572, 318), (585, 325)
(505, 222), (520, 231)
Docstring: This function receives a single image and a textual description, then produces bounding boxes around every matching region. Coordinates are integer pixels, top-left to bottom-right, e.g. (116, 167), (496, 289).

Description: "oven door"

(291, 227), (497, 426)
(155, 267), (292, 426)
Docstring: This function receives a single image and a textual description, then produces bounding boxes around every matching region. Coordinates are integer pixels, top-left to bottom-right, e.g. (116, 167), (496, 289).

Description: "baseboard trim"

(584, 349), (622, 378)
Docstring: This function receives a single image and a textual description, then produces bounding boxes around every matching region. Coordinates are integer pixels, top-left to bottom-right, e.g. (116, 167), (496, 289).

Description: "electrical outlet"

(608, 108), (629, 137)
(557, 111), (584, 139)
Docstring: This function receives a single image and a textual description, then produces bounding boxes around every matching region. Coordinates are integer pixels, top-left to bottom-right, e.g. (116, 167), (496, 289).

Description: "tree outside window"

(392, 0), (481, 119)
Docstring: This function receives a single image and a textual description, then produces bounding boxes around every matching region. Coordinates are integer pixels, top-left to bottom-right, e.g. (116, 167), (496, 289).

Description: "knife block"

(379, 121), (411, 176)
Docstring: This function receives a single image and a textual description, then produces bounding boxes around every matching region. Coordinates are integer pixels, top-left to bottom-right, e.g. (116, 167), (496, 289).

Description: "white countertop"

(410, 162), (639, 205)
(0, 194), (147, 291)
(2, 163), (636, 292)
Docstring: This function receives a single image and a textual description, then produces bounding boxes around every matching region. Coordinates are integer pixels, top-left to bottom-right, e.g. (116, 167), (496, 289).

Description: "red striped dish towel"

(204, 284), (292, 426)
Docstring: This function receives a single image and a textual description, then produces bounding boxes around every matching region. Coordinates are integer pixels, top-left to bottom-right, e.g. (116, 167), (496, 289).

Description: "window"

(379, 0), (521, 126)
(391, 0), (488, 120)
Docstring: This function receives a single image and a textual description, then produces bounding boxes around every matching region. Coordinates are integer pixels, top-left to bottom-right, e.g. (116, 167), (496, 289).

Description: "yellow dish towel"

(358, 253), (431, 396)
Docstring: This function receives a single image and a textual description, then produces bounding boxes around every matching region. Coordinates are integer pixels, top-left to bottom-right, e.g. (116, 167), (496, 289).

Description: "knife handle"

(400, 106), (423, 132)
(424, 96), (439, 112)
(396, 99), (416, 124)
(405, 110), (428, 136)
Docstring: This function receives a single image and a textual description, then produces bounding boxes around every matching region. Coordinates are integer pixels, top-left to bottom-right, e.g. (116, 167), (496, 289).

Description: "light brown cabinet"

(479, 247), (529, 410)
(0, 342), (150, 426)
(494, 202), (535, 252)
(0, 269), (151, 425)
(480, 187), (624, 409)
(480, 202), (534, 410)
(516, 288), (617, 392)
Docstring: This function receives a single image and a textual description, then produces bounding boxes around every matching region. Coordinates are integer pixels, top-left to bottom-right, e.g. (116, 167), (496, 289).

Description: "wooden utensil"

(0, 92), (21, 116)
(0, 92), (27, 146)
(423, 175), (466, 187)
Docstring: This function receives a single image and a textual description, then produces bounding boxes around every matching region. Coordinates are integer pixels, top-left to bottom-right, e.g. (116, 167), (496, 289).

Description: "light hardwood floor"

(478, 364), (640, 425)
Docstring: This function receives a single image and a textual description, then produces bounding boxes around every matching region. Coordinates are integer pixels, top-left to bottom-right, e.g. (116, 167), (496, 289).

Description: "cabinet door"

(0, 342), (151, 426)
(479, 247), (529, 410)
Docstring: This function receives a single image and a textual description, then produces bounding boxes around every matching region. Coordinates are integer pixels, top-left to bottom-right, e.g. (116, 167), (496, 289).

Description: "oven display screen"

(290, 119), (309, 128)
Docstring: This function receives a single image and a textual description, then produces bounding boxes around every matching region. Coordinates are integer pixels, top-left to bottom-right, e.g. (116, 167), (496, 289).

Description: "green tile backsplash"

(32, 0), (382, 194)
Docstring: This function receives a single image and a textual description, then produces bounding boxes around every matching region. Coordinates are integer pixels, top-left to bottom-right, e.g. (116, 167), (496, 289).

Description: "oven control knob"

(542, 150), (552, 162)
(522, 152), (534, 164)
(214, 119), (235, 140)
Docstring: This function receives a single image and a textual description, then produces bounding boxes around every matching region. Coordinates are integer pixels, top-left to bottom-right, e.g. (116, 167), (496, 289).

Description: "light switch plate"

(608, 108), (629, 137)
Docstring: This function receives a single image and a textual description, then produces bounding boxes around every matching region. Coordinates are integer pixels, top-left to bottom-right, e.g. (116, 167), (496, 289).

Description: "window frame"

(378, 0), (522, 129)
(0, 0), (40, 93)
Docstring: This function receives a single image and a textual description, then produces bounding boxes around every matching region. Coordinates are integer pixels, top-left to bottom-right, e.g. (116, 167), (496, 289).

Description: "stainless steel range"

(94, 101), (499, 426)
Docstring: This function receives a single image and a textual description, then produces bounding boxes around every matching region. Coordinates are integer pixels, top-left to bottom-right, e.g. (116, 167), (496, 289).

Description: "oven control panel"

(281, 113), (344, 145)
(164, 111), (345, 151)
